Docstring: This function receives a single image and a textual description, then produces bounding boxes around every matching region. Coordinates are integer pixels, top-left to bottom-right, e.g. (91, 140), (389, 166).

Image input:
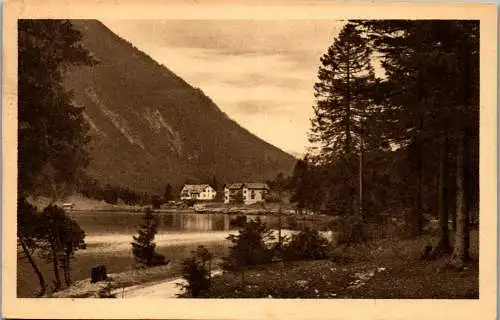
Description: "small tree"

(223, 218), (275, 271)
(58, 218), (86, 286)
(39, 205), (86, 291)
(282, 228), (330, 261)
(180, 245), (213, 298)
(131, 208), (167, 268)
(40, 205), (66, 291)
(17, 198), (47, 296)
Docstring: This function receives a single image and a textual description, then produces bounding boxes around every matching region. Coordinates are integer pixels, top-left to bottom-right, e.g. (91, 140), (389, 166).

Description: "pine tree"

(354, 20), (479, 247)
(310, 23), (376, 216)
(18, 20), (96, 198)
(131, 208), (167, 268)
(290, 159), (309, 214)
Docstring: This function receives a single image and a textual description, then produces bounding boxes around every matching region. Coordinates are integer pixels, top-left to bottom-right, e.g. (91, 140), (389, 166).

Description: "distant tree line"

(78, 177), (178, 207)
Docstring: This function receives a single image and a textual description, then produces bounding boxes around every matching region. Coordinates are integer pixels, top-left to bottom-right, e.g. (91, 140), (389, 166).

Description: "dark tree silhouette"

(163, 183), (174, 202)
(18, 20), (94, 294)
(310, 23), (377, 218)
(131, 208), (167, 268)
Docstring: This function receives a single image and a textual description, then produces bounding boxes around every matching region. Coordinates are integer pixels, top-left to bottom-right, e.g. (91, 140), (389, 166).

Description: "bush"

(180, 246), (212, 297)
(282, 228), (330, 261)
(223, 218), (275, 270)
(331, 215), (367, 244)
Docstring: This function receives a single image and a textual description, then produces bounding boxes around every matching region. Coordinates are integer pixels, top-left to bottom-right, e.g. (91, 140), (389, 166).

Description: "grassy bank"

(194, 233), (479, 299)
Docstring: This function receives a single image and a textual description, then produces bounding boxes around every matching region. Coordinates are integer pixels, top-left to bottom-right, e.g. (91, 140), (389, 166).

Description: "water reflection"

(157, 213), (230, 232)
(71, 211), (319, 236)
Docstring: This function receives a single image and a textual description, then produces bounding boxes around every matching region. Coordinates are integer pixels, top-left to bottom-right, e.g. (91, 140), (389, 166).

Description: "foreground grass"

(48, 263), (181, 298)
(196, 235), (479, 299)
(49, 258), (225, 298)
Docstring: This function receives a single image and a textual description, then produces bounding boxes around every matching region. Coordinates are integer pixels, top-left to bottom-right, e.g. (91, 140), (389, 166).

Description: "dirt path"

(114, 270), (222, 298)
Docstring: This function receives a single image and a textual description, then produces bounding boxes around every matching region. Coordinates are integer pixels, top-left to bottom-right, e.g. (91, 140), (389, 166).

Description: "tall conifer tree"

(310, 23), (376, 216)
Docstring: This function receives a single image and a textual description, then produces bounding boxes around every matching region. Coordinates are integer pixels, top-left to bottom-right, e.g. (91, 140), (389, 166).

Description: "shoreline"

(68, 207), (329, 218)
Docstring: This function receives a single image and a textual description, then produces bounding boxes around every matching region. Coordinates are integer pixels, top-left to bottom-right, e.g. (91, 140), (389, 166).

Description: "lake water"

(69, 211), (317, 235)
(18, 211), (325, 297)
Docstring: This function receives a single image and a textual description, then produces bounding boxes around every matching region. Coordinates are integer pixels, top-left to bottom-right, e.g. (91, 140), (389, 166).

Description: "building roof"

(245, 182), (269, 190)
(224, 183), (244, 190)
(224, 182), (269, 190)
(182, 184), (211, 193)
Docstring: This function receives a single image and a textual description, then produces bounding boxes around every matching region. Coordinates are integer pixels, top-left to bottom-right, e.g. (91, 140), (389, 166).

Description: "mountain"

(63, 20), (296, 194)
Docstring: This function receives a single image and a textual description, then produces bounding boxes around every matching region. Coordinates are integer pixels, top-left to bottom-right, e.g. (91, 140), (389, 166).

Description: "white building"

(180, 184), (217, 201)
(224, 182), (269, 205)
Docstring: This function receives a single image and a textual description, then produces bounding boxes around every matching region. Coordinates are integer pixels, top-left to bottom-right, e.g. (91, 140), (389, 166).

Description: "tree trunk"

(411, 139), (424, 237)
(50, 240), (62, 291)
(19, 235), (46, 297)
(359, 120), (364, 218)
(452, 132), (469, 266)
(432, 139), (452, 257)
(450, 205), (457, 231)
(446, 149), (457, 231)
(463, 130), (475, 253)
(63, 249), (72, 287)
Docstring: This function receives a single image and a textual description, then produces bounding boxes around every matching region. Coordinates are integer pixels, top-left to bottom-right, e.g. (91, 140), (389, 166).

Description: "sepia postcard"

(2, 0), (498, 319)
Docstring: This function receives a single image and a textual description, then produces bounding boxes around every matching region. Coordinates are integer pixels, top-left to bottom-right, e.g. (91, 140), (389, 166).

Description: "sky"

(103, 20), (345, 156)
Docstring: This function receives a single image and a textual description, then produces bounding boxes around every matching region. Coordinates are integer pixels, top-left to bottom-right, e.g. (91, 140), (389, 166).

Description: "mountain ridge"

(64, 20), (296, 194)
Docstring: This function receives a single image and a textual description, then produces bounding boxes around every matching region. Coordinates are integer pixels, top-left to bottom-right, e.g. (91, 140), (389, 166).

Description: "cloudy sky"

(103, 20), (345, 156)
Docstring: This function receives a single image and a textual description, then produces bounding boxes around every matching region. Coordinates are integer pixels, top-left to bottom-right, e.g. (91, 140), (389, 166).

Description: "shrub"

(282, 228), (330, 261)
(331, 215), (367, 244)
(223, 218), (275, 270)
(180, 246), (212, 297)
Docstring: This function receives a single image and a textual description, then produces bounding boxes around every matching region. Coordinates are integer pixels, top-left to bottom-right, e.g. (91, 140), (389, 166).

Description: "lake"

(69, 210), (322, 235)
(17, 211), (326, 297)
